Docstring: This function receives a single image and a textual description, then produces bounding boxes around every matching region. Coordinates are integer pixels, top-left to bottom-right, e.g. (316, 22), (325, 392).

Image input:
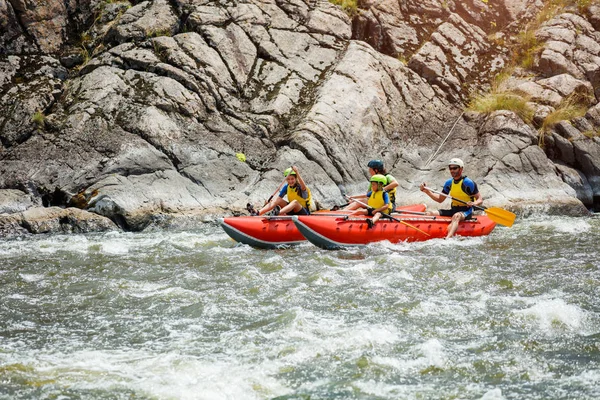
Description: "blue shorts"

(439, 206), (473, 219)
(288, 207), (310, 216)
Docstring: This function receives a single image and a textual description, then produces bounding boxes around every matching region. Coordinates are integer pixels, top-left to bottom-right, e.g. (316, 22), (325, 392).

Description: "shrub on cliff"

(467, 92), (534, 124)
(329, 0), (358, 16)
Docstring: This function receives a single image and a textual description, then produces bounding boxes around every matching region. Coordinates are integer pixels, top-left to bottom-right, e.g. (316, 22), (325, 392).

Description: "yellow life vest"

(287, 184), (311, 209)
(368, 190), (391, 213)
(365, 174), (397, 203)
(386, 178), (397, 204)
(449, 178), (474, 207)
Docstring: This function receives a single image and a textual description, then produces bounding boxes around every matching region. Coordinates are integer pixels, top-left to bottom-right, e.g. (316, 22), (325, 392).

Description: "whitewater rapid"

(1, 216), (599, 399)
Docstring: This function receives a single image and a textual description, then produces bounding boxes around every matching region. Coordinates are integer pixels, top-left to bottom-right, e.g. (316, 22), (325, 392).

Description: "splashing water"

(0, 216), (599, 399)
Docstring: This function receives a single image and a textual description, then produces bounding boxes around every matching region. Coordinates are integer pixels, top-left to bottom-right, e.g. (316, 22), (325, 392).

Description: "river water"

(1, 215), (599, 399)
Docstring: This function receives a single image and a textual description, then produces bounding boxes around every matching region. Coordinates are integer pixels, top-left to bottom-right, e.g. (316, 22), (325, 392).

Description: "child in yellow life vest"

(350, 174), (391, 228)
(258, 166), (312, 216)
(345, 160), (399, 211)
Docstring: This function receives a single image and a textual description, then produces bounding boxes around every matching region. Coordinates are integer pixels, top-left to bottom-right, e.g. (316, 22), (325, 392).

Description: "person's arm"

(384, 175), (398, 192)
(258, 184), (287, 215)
(467, 192), (483, 207)
(464, 179), (483, 207)
(419, 182), (445, 203)
(291, 166), (307, 191)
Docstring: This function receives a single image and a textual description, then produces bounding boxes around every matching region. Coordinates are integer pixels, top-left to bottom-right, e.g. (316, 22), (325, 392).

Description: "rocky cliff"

(1, 0), (599, 235)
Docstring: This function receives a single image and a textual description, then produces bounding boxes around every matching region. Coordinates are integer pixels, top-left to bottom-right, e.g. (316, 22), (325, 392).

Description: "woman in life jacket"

(258, 166), (312, 216)
(350, 174), (392, 228)
(345, 160), (399, 211)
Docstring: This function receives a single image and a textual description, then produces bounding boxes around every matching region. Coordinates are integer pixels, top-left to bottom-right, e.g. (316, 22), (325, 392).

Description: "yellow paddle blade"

(484, 207), (516, 227)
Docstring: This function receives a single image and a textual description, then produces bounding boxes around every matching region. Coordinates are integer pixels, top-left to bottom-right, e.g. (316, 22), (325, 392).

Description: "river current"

(1, 215), (599, 399)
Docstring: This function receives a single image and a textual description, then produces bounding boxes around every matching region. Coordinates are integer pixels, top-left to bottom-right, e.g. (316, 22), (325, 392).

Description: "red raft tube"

(292, 214), (497, 250)
(219, 204), (427, 249)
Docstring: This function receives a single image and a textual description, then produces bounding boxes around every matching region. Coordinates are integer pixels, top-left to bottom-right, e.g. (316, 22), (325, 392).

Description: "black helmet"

(367, 160), (384, 169)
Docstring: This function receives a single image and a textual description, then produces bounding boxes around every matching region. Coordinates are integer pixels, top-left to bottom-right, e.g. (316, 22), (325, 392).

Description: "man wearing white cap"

(419, 158), (483, 238)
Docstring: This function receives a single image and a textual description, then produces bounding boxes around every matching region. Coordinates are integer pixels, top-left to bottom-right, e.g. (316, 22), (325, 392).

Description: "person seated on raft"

(258, 166), (312, 216)
(345, 159), (398, 212)
(419, 158), (483, 239)
(350, 174), (391, 229)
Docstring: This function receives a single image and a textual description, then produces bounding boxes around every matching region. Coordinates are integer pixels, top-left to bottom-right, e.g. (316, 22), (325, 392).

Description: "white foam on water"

(349, 379), (415, 398)
(368, 240), (412, 253)
(565, 369), (600, 396)
(99, 239), (130, 255)
(19, 273), (45, 283)
(22, 349), (291, 400)
(0, 230), (224, 258)
(396, 269), (414, 281)
(447, 270), (478, 285)
(118, 281), (203, 302)
(6, 293), (28, 300)
(480, 388), (505, 400)
(530, 218), (592, 235)
(263, 309), (400, 364)
(411, 299), (471, 323)
(369, 339), (447, 373)
(386, 252), (419, 269)
(409, 235), (486, 251)
(335, 260), (377, 273)
(515, 298), (586, 332)
(415, 338), (447, 368)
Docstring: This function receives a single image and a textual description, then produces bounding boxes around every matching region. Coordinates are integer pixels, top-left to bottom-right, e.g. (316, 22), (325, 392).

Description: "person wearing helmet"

(350, 174), (391, 228)
(345, 159), (399, 211)
(258, 166), (312, 216)
(419, 158), (483, 238)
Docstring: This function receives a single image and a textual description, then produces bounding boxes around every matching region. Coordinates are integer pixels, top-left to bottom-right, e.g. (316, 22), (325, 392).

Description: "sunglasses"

(448, 166), (460, 171)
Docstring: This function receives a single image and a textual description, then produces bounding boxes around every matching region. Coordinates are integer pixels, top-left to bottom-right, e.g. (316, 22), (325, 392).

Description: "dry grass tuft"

(329, 0), (359, 16)
(541, 93), (590, 133)
(582, 128), (600, 138)
(31, 111), (45, 128)
(539, 93), (591, 145)
(467, 91), (534, 123)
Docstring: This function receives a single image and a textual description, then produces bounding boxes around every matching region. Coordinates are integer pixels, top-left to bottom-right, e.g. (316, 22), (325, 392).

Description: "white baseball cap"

(448, 158), (464, 168)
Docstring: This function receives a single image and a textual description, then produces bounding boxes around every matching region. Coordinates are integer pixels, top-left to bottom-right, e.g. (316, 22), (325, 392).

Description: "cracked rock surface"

(0, 0), (598, 235)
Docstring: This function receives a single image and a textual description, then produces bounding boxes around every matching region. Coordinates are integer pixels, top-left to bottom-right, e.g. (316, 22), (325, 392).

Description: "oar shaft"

(266, 177), (288, 204)
(423, 186), (516, 227)
(346, 195), (430, 237)
(344, 194), (370, 209)
(423, 186), (485, 211)
(393, 210), (428, 215)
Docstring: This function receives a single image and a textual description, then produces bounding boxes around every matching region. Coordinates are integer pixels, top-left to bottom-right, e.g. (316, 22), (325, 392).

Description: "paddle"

(243, 177), (288, 216)
(345, 195), (430, 237)
(267, 177), (288, 204)
(423, 187), (516, 227)
(393, 210), (428, 215)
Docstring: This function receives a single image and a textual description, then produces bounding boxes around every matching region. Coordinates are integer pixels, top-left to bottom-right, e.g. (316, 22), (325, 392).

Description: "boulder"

(514, 81), (563, 107)
(3, 0), (67, 53)
(536, 73), (594, 99)
(0, 189), (36, 214)
(555, 162), (594, 207)
(19, 207), (117, 234)
(106, 0), (179, 44)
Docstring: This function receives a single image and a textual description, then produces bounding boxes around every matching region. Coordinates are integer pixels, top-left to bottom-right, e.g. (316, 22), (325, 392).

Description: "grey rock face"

(0, 189), (36, 214)
(0, 206), (117, 237)
(19, 206), (117, 234)
(1, 0), (599, 236)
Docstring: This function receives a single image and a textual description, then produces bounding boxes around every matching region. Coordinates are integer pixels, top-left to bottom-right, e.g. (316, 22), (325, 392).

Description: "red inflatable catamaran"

(219, 204), (427, 249)
(292, 214), (497, 250)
